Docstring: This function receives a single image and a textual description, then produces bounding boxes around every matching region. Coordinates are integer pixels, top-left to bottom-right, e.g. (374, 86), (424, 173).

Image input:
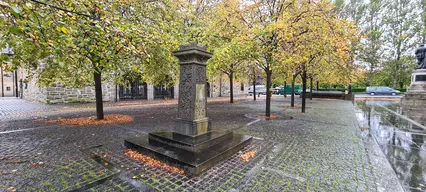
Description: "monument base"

(401, 69), (426, 108)
(124, 130), (252, 176)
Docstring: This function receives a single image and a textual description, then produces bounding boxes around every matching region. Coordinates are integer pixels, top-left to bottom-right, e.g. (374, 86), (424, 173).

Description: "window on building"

(241, 83), (244, 91)
(6, 87), (11, 91)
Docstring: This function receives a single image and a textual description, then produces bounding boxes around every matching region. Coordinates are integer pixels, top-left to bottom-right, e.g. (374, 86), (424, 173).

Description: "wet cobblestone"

(0, 97), (383, 191)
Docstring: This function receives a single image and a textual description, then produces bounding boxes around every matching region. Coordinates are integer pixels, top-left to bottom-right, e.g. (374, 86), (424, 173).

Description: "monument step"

(124, 133), (252, 176)
(148, 130), (233, 152)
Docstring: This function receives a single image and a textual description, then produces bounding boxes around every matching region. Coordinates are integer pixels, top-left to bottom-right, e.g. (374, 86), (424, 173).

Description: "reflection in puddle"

(356, 101), (426, 191)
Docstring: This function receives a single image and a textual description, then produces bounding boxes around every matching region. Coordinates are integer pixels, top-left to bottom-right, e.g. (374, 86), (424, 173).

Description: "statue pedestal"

(124, 44), (252, 175)
(401, 69), (426, 107)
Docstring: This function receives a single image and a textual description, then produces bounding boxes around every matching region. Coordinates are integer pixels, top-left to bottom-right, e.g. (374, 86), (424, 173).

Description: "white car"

(248, 85), (267, 95)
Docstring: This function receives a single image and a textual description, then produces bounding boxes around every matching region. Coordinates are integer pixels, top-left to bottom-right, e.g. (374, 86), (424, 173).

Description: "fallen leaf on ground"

(7, 187), (16, 192)
(32, 161), (44, 167)
(256, 115), (280, 119)
(37, 114), (134, 126)
(240, 150), (257, 162)
(124, 149), (184, 174)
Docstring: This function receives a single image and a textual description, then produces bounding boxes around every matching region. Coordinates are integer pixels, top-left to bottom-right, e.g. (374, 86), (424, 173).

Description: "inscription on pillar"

(415, 74), (426, 82)
(195, 84), (206, 119)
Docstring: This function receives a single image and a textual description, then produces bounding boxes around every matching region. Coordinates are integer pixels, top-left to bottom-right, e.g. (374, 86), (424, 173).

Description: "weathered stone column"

(173, 44), (212, 135)
(147, 84), (154, 101)
(173, 83), (179, 99)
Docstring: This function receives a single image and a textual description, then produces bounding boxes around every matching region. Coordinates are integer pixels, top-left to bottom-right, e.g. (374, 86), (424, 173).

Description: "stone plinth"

(124, 44), (252, 176)
(402, 69), (426, 107)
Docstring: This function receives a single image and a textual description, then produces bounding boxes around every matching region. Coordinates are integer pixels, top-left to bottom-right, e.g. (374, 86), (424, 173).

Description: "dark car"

(366, 86), (401, 96)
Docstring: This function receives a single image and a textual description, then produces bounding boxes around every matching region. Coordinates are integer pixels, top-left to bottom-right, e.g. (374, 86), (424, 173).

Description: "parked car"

(248, 85), (267, 95)
(297, 89), (310, 95)
(366, 86), (401, 96)
(272, 87), (281, 94)
(277, 85), (302, 95)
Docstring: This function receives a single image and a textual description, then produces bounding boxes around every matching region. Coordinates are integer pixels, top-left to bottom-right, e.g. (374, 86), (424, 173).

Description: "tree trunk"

(291, 77), (295, 107)
(283, 81), (287, 98)
(219, 75), (222, 97)
(229, 72), (234, 103)
(19, 79), (23, 99)
(369, 67), (374, 86)
(302, 67), (307, 113)
(94, 70), (104, 120)
(392, 73), (398, 89)
(316, 81), (319, 91)
(265, 70), (272, 117)
(309, 77), (313, 100)
(253, 79), (256, 101)
(15, 70), (18, 98)
(392, 57), (400, 89)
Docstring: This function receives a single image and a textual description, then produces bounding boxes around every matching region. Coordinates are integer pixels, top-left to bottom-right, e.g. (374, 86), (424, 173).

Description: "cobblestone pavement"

(0, 97), (56, 117)
(0, 97), (393, 191)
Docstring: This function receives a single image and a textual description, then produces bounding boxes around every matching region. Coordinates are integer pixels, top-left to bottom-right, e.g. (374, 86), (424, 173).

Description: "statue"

(415, 44), (426, 69)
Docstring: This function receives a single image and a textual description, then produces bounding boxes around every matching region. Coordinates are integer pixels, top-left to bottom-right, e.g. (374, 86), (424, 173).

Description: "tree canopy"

(1, 0), (364, 118)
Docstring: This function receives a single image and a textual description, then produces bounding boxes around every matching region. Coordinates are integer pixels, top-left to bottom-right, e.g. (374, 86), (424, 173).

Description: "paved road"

(0, 97), (56, 117)
(0, 97), (396, 191)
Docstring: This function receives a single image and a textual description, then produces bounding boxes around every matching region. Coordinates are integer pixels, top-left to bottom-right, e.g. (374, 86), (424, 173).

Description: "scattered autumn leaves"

(240, 150), (257, 162)
(246, 113), (281, 120)
(35, 114), (134, 126)
(124, 149), (184, 175)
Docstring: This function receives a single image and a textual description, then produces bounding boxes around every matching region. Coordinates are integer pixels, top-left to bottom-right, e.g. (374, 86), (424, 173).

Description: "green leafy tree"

(419, 0), (426, 43)
(357, 0), (385, 86)
(383, 0), (417, 88)
(0, 0), (180, 120)
(275, 0), (359, 112)
(204, 0), (254, 103)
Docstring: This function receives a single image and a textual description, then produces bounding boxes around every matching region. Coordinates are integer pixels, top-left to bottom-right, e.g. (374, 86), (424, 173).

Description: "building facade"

(20, 71), (248, 104)
(0, 68), (21, 98)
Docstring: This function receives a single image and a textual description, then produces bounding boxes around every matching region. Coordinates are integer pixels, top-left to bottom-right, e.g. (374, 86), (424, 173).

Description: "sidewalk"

(0, 97), (395, 191)
(0, 96), (251, 121)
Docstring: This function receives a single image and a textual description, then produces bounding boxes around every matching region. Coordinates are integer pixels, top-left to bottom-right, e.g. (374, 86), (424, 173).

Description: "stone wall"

(23, 78), (116, 104)
(22, 78), (48, 103)
(210, 74), (249, 98)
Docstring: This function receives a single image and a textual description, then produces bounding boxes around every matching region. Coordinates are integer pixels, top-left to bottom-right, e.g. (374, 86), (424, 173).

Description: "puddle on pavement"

(356, 101), (426, 191)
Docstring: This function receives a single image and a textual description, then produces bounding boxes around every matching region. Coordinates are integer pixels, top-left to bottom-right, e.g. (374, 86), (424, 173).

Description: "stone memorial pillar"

(173, 83), (179, 99)
(173, 44), (211, 135)
(124, 44), (252, 176)
(147, 84), (154, 101)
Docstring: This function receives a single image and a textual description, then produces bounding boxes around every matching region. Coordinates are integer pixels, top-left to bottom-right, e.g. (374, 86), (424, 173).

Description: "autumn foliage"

(240, 150), (257, 162)
(38, 114), (134, 126)
(124, 149), (184, 175)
